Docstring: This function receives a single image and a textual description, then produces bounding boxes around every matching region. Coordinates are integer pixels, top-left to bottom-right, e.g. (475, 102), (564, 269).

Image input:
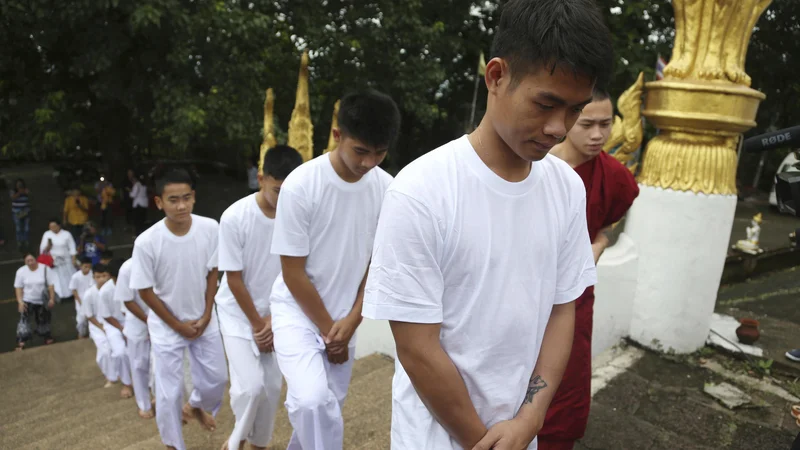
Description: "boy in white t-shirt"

(130, 169), (227, 450)
(69, 257), (93, 338)
(116, 255), (156, 419)
(362, 1), (612, 449)
(82, 265), (118, 387)
(217, 145), (303, 450)
(270, 89), (400, 449)
(99, 260), (134, 399)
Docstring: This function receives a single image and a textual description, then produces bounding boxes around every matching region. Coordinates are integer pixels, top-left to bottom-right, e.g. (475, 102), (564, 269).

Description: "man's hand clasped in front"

(323, 313), (361, 364)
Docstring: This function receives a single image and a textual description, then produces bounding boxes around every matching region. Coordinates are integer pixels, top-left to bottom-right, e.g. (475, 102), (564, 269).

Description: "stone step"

(0, 339), (394, 450)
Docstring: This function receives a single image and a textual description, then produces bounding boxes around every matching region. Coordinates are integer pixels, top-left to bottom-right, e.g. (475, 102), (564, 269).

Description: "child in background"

(69, 256), (94, 338)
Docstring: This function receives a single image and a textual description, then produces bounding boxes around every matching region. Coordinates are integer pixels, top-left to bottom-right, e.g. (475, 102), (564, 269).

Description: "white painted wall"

(354, 317), (396, 360)
(592, 232), (639, 358)
(626, 185), (737, 354)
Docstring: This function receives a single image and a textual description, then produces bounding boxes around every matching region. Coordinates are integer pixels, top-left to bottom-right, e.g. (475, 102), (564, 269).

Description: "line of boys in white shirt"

(73, 71), (604, 450)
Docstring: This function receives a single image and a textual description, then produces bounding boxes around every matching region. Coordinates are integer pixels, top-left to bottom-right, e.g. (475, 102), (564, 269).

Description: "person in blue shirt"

(78, 222), (107, 266)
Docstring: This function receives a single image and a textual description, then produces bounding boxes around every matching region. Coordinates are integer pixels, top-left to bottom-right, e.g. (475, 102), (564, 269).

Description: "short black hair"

(108, 259), (122, 278)
(79, 256), (93, 266)
(155, 168), (194, 196)
(93, 263), (108, 274)
(593, 88), (611, 102)
(101, 250), (114, 259)
(338, 89), (401, 150)
(490, 0), (613, 90)
(49, 218), (61, 226)
(263, 145), (303, 181)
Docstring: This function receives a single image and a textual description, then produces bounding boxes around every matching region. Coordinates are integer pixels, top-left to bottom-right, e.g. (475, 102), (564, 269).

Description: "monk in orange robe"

(539, 90), (640, 450)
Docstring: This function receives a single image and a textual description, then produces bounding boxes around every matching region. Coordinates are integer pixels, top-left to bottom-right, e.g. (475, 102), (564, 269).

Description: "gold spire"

(258, 88), (277, 175)
(324, 100), (340, 154)
(287, 49), (314, 162)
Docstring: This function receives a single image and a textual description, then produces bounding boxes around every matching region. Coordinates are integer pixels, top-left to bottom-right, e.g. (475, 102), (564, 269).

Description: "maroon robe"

(538, 151), (639, 448)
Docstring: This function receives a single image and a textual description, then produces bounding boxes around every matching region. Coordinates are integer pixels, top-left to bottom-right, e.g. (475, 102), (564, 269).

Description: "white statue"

(735, 213), (763, 254)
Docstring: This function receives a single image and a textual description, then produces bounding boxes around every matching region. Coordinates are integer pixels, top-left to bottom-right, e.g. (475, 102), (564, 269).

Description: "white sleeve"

(45, 266), (55, 287)
(218, 212), (244, 272)
(129, 239), (156, 290)
(362, 190), (445, 324)
(39, 232), (48, 255)
(130, 183), (139, 200)
(114, 270), (135, 303)
(207, 223), (219, 271)
(13, 269), (24, 289)
(68, 273), (79, 291)
(554, 197), (597, 304)
(67, 233), (77, 256)
(270, 187), (311, 257)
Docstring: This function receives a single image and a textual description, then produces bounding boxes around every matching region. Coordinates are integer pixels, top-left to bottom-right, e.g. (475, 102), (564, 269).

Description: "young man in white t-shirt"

(217, 145), (303, 450)
(99, 260), (134, 399)
(129, 169), (227, 450)
(69, 257), (93, 339)
(362, 1), (613, 449)
(116, 254), (156, 419)
(270, 89), (400, 449)
(82, 265), (117, 387)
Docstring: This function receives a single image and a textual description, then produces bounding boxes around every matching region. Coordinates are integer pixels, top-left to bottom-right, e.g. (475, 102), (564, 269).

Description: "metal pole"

(752, 151), (767, 188)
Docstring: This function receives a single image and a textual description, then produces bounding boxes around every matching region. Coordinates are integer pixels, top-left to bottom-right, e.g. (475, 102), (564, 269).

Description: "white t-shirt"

(39, 229), (77, 264)
(270, 152), (393, 328)
(69, 270), (94, 313)
(216, 194), (282, 340)
(116, 259), (150, 341)
(97, 279), (124, 323)
(362, 136), (597, 450)
(14, 264), (55, 305)
(82, 284), (106, 328)
(130, 181), (148, 208)
(129, 215), (219, 346)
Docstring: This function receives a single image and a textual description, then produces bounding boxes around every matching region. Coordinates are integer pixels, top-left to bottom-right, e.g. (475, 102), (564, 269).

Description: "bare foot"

(182, 402), (216, 431)
(104, 381), (116, 388)
(121, 385), (133, 398)
(138, 409), (155, 419)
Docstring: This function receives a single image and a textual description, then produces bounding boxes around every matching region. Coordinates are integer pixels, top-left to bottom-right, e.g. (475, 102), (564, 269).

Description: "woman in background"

(15, 253), (56, 350)
(39, 218), (78, 301)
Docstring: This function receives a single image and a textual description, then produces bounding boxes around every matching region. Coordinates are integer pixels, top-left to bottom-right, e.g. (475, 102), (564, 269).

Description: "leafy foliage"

(0, 0), (796, 187)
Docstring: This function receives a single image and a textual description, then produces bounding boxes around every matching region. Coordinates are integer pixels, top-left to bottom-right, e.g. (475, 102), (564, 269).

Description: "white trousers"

(273, 325), (355, 450)
(106, 326), (132, 386)
(152, 330), (228, 450)
(89, 326), (117, 382)
(128, 338), (152, 412)
(223, 335), (283, 448)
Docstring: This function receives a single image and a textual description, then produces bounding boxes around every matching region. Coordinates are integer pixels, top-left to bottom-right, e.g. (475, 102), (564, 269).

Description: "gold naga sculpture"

(287, 49), (314, 162)
(603, 72), (645, 174)
(636, 0), (772, 195)
(259, 49), (340, 167)
(258, 88), (278, 175)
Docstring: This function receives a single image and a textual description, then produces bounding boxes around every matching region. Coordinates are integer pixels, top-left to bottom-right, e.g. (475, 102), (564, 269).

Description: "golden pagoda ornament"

(287, 50), (314, 162)
(325, 100), (340, 154)
(258, 88), (277, 175)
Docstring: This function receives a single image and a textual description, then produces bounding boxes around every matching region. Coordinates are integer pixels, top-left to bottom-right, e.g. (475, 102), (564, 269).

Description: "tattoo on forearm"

(522, 375), (548, 405)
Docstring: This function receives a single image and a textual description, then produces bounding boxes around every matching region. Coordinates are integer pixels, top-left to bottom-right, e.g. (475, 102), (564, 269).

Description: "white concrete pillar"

(626, 185), (737, 353)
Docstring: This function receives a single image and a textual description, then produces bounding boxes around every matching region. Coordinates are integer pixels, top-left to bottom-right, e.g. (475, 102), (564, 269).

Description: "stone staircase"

(0, 339), (393, 449)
